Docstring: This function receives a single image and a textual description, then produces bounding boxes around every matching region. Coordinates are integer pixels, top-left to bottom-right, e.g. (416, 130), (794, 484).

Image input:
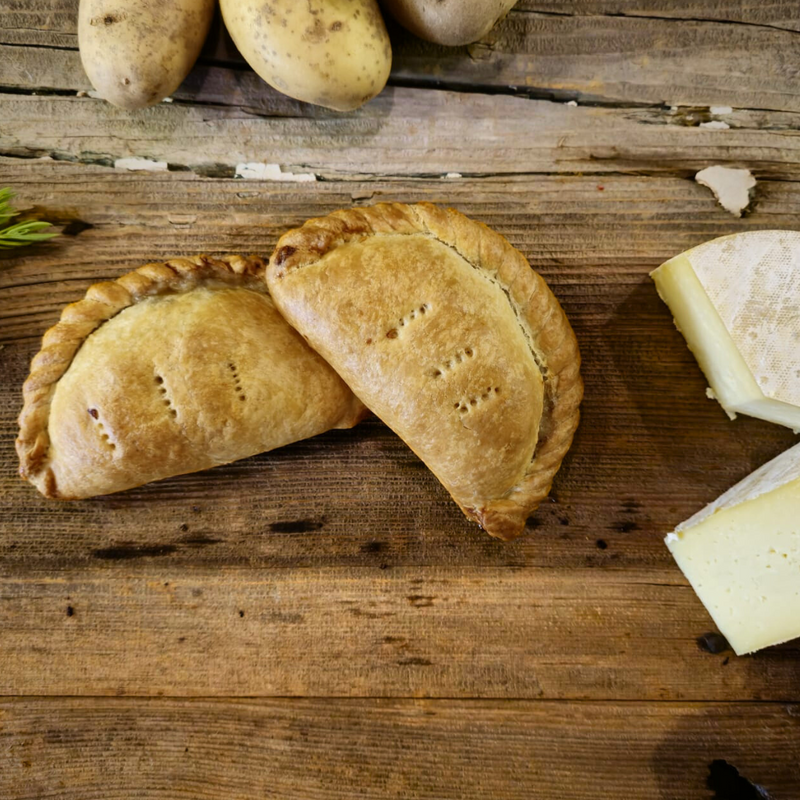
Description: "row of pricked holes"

(433, 347), (474, 378)
(87, 407), (116, 449)
(386, 303), (430, 340)
(155, 375), (178, 418)
(455, 386), (501, 414)
(228, 362), (246, 402)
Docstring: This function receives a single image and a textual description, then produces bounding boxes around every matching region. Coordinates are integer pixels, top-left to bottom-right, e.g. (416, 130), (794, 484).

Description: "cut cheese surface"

(666, 441), (800, 655)
(651, 231), (800, 430)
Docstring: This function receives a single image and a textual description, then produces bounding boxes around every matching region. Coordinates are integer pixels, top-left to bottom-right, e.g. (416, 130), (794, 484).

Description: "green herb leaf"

(0, 187), (58, 249)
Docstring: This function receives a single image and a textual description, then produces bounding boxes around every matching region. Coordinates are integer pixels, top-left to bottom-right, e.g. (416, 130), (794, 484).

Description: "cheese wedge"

(651, 231), (800, 430)
(666, 442), (800, 654)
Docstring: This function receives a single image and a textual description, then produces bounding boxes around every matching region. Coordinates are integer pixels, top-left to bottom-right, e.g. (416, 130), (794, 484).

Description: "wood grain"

(1, 565), (800, 700)
(3, 0), (800, 112)
(3, 1), (800, 794)
(2, 163), (798, 573)
(2, 698), (799, 799)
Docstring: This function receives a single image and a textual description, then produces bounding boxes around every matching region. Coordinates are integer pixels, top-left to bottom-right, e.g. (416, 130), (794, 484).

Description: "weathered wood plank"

(1, 165), (797, 572)
(2, 697), (799, 799)
(0, 566), (798, 699)
(2, 1), (799, 110)
(2, 87), (800, 179)
(520, 1), (800, 31)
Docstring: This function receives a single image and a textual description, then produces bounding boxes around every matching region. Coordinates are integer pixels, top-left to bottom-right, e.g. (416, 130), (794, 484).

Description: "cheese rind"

(651, 231), (800, 430)
(666, 441), (800, 655)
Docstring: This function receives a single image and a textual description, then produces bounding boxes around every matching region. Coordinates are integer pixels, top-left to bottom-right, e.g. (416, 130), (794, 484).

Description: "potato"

(380, 0), (517, 46)
(78, 0), (214, 109)
(220, 0), (392, 112)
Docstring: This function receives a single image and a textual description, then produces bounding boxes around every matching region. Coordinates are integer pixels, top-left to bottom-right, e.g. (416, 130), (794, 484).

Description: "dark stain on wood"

(397, 658), (433, 666)
(407, 595), (436, 608)
(708, 760), (774, 800)
(360, 540), (385, 554)
(615, 521), (640, 533)
(93, 544), (178, 560)
(181, 534), (223, 547)
(65, 605), (74, 617)
(697, 633), (732, 655)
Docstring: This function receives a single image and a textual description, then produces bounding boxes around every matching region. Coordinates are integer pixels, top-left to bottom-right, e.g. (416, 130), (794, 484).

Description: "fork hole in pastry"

(386, 328), (398, 339)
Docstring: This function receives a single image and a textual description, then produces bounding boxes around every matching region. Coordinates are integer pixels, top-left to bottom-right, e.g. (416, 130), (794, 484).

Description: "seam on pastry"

(16, 255), (267, 495)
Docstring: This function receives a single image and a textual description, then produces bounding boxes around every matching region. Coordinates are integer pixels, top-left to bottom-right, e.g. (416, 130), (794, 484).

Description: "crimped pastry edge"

(16, 254), (267, 499)
(267, 202), (583, 541)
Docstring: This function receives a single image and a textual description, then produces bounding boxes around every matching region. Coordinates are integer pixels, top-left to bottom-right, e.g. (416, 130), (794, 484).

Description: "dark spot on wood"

(88, 408), (98, 419)
(621, 499), (640, 513)
(360, 540), (385, 554)
(697, 632), (731, 655)
(179, 523), (189, 532)
(526, 516), (543, 529)
(178, 636), (186, 643)
(383, 636), (405, 644)
(66, 605), (74, 617)
(93, 544), (177, 560)
(238, 610), (245, 618)
(61, 220), (93, 236)
(615, 520), (639, 533)
(397, 657), (432, 666)
(707, 759), (773, 799)
(191, 588), (203, 597)
(21, 760), (31, 769)
(596, 539), (608, 550)
(722, 657), (730, 666)
(408, 595), (435, 608)
(559, 516), (569, 526)
(380, 563), (389, 570)
(270, 518), (325, 533)
(275, 245), (297, 265)
(191, 506), (201, 513)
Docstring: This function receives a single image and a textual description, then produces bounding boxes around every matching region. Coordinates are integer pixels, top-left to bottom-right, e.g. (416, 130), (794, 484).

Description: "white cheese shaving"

(235, 163), (316, 182)
(695, 166), (756, 217)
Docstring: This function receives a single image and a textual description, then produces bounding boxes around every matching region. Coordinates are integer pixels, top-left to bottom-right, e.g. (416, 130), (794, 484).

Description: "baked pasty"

(17, 255), (366, 499)
(266, 203), (582, 540)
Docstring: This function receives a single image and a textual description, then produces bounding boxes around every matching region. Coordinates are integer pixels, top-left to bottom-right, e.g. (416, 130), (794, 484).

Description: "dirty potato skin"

(220, 0), (392, 112)
(380, 0), (517, 46)
(78, 0), (215, 109)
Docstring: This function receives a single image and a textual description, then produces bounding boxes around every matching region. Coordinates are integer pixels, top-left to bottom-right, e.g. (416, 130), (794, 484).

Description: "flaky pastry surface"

(267, 203), (582, 540)
(17, 255), (366, 499)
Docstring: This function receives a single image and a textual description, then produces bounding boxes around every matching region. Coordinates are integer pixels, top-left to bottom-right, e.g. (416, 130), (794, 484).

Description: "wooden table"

(2, 2), (800, 797)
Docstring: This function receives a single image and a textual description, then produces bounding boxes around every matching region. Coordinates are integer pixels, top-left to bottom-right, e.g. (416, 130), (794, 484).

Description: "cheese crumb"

(695, 166), (756, 217)
(699, 121), (730, 130)
(710, 106), (733, 115)
(235, 163), (316, 182)
(444, 172), (462, 179)
(665, 532), (680, 544)
(565, 100), (578, 107)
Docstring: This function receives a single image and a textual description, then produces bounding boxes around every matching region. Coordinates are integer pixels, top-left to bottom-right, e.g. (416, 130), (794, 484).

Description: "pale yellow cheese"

(666, 442), (800, 654)
(651, 231), (800, 430)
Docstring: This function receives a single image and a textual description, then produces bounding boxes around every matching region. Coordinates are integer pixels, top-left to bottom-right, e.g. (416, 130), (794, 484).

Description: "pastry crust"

(267, 202), (582, 540)
(17, 254), (366, 499)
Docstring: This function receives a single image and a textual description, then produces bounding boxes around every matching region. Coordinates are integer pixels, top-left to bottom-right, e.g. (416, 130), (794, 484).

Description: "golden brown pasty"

(266, 203), (582, 540)
(17, 254), (366, 499)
